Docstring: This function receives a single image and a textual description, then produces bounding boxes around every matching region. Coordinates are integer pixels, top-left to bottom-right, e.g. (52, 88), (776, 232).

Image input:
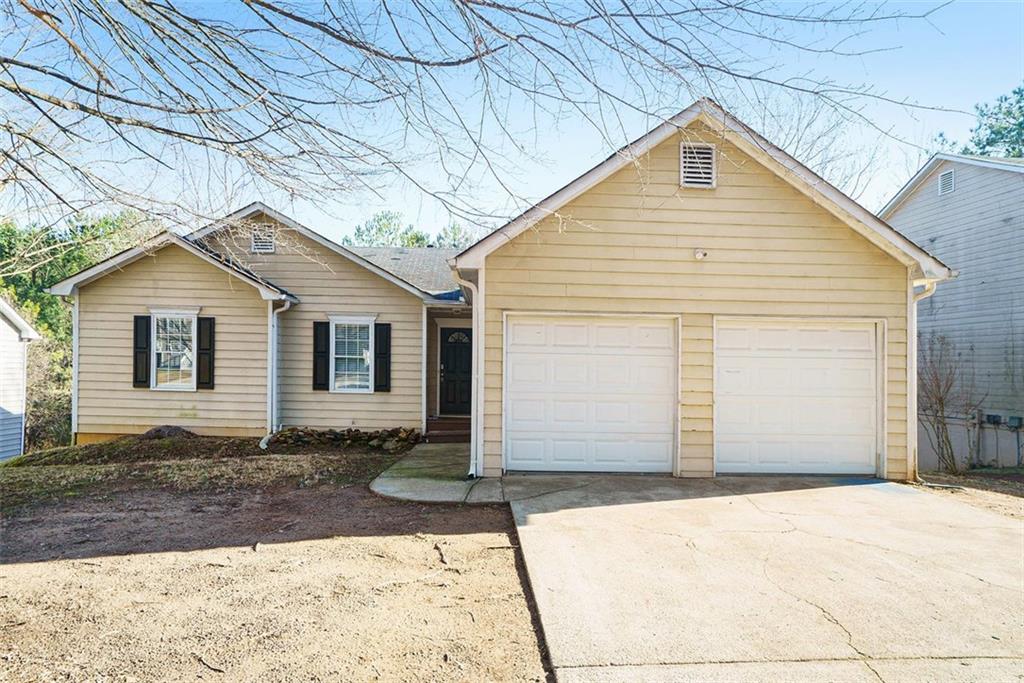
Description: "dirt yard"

(0, 443), (549, 682)
(917, 469), (1024, 520)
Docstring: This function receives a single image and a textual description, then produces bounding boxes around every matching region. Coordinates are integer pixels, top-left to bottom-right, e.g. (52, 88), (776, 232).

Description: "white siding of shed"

(0, 313), (28, 459)
(885, 160), (1024, 417)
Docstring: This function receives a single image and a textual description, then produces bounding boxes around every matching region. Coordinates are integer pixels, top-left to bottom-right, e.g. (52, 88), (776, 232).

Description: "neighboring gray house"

(0, 297), (39, 460)
(881, 154), (1024, 469)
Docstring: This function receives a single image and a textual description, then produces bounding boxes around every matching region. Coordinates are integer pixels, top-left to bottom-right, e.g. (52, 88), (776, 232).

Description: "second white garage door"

(714, 319), (880, 475)
(504, 315), (677, 472)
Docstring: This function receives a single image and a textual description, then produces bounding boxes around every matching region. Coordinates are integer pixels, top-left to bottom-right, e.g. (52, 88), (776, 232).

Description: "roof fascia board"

(46, 233), (293, 301)
(0, 298), (40, 340)
(455, 101), (952, 281)
(712, 118), (927, 275)
(194, 201), (435, 301)
(879, 153), (1024, 219)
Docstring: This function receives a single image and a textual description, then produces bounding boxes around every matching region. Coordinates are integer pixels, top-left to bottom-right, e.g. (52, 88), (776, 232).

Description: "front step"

(425, 430), (471, 443)
(426, 417), (470, 443)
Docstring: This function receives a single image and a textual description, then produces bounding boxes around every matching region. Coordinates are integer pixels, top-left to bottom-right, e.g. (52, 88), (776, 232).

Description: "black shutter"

(312, 321), (330, 390)
(132, 315), (151, 387)
(374, 322), (391, 392)
(196, 317), (215, 389)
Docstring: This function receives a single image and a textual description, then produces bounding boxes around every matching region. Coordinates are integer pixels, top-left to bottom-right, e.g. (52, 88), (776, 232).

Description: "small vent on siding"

(680, 143), (716, 188)
(938, 169), (955, 196)
(251, 228), (276, 254)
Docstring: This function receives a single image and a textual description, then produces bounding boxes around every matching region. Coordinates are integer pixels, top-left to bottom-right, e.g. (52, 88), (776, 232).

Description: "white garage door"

(504, 315), (677, 472)
(715, 319), (879, 475)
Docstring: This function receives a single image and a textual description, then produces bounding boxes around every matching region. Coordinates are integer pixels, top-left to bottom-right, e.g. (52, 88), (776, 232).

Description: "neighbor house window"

(151, 311), (198, 390)
(330, 315), (375, 392)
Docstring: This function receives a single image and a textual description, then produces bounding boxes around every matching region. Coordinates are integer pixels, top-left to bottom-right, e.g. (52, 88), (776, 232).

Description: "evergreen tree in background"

(936, 84), (1024, 158)
(0, 213), (150, 449)
(342, 212), (478, 249)
(433, 222), (477, 249)
(341, 211), (430, 248)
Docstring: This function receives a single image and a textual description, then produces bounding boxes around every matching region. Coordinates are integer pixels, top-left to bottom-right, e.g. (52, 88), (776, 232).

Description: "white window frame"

(328, 314), (377, 394)
(251, 227), (276, 254)
(937, 169), (955, 196)
(680, 142), (717, 189)
(149, 307), (200, 392)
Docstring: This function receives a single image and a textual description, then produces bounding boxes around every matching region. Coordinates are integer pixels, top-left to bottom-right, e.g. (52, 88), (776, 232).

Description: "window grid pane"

(334, 323), (371, 390)
(154, 316), (194, 387)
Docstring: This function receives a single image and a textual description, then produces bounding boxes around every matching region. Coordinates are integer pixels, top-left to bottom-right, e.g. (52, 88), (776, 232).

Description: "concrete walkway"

(370, 443), (624, 504)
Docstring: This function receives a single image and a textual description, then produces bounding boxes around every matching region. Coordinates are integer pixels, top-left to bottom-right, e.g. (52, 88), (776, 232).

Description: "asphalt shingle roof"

(352, 247), (461, 297)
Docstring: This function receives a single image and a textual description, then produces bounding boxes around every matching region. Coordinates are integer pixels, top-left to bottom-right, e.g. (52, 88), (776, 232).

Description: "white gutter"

(913, 281), (937, 303)
(71, 295), (79, 443)
(451, 271), (480, 479)
(908, 279), (939, 480)
(267, 297), (293, 436)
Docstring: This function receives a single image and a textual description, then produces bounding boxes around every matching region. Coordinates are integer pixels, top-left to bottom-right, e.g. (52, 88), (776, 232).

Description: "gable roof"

(352, 247), (461, 296)
(0, 296), (40, 340)
(192, 202), (446, 302)
(879, 153), (1024, 219)
(454, 99), (954, 282)
(46, 232), (298, 302)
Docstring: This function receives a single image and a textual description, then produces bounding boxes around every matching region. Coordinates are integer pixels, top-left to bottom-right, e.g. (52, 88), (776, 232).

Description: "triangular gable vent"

(938, 169), (955, 196)
(680, 143), (716, 188)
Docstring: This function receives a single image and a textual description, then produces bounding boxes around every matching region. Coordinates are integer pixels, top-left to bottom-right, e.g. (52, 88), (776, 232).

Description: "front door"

(440, 327), (472, 415)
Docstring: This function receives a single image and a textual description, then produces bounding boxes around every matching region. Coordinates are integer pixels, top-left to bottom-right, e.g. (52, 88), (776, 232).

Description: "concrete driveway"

(507, 476), (1024, 682)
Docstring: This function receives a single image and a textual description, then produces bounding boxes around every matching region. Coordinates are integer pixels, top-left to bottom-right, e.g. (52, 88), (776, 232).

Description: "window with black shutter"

(196, 317), (215, 389)
(374, 322), (391, 392)
(312, 321), (330, 390)
(133, 315), (151, 387)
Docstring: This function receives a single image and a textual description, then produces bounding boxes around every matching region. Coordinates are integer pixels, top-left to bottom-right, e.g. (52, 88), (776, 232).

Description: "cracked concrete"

(510, 475), (1024, 682)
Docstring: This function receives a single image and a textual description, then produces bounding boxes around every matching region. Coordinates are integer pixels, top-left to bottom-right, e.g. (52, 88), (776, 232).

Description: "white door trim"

(501, 311), (681, 474)
(435, 317), (472, 418)
(712, 315), (887, 477)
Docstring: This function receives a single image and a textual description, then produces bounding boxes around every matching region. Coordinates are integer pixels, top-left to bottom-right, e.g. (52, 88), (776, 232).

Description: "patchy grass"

(0, 435), (401, 512)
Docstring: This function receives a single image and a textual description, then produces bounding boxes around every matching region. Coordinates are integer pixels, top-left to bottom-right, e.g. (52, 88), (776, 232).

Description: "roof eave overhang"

(194, 201), (436, 302)
(454, 101), (954, 282)
(45, 233), (298, 302)
(880, 153), (1024, 220)
(0, 298), (40, 340)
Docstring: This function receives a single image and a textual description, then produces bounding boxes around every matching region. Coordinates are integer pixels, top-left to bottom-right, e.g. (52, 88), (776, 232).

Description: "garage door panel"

(507, 437), (546, 464)
(715, 319), (878, 475)
(553, 323), (588, 346)
(505, 315), (677, 473)
(509, 358), (546, 385)
(553, 361), (588, 385)
(552, 400), (587, 425)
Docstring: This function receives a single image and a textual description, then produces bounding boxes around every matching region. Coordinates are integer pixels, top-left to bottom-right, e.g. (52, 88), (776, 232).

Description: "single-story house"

(880, 153), (1023, 469)
(0, 297), (40, 459)
(48, 99), (953, 479)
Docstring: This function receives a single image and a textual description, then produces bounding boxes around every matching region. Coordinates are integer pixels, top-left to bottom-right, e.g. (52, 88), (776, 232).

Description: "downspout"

(452, 271), (480, 479)
(261, 297), (292, 449)
(272, 298), (292, 431)
(913, 281), (936, 303)
(910, 280), (938, 480)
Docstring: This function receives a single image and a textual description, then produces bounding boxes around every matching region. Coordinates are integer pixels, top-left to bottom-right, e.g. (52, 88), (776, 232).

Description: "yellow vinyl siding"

(209, 224), (424, 430)
(483, 126), (910, 479)
(76, 244), (268, 437)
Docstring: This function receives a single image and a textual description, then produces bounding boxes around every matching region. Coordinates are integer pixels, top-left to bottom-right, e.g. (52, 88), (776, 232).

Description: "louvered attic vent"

(250, 228), (276, 254)
(680, 143), (716, 188)
(938, 169), (955, 196)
